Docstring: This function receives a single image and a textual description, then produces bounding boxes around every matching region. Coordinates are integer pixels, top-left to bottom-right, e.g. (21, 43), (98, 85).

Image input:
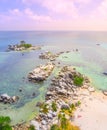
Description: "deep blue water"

(0, 31), (107, 124)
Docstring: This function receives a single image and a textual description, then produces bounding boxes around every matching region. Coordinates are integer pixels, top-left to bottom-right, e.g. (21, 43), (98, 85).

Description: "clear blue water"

(0, 31), (107, 124)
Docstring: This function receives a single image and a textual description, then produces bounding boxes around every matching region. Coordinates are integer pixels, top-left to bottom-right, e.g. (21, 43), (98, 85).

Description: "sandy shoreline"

(73, 91), (107, 130)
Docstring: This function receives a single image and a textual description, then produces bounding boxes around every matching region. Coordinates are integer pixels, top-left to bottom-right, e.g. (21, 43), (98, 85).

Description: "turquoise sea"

(0, 31), (107, 124)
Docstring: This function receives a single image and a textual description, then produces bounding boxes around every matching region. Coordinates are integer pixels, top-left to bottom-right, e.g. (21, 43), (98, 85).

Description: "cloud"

(0, 0), (107, 30)
(1, 8), (52, 22)
(40, 0), (78, 17)
(22, 0), (95, 20)
(0, 8), (54, 30)
(97, 0), (107, 18)
(90, 0), (107, 20)
(22, 0), (79, 18)
(24, 8), (52, 21)
(9, 9), (22, 16)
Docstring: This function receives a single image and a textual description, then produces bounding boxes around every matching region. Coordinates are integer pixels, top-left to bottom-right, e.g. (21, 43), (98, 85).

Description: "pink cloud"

(90, 0), (107, 20)
(0, 8), (53, 25)
(22, 0), (78, 18)
(9, 9), (22, 16)
(1, 0), (107, 30)
(97, 0), (107, 17)
(22, 0), (92, 17)
(41, 0), (78, 17)
(24, 8), (52, 21)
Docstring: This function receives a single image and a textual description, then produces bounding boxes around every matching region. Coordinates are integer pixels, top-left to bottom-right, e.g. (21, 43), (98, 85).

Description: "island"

(39, 51), (64, 61)
(7, 41), (41, 51)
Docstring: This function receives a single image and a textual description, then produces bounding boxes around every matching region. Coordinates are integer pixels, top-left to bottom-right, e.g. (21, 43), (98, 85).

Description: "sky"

(0, 0), (107, 31)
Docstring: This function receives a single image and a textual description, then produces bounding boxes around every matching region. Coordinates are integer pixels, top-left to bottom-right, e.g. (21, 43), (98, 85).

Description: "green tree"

(28, 125), (35, 130)
(73, 76), (84, 86)
(50, 124), (60, 130)
(51, 101), (57, 112)
(0, 116), (12, 130)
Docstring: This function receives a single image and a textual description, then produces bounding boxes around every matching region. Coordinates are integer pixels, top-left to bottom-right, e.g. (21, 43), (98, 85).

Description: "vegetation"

(44, 67), (48, 71)
(28, 125), (35, 130)
(50, 114), (80, 130)
(20, 43), (32, 48)
(50, 124), (60, 130)
(75, 101), (81, 107)
(61, 101), (81, 117)
(70, 103), (76, 111)
(47, 51), (52, 55)
(39, 102), (49, 114)
(0, 116), (12, 130)
(73, 75), (84, 86)
(51, 101), (57, 112)
(61, 103), (76, 117)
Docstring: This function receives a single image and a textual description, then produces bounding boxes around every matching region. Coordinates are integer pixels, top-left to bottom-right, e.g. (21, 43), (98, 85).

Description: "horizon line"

(0, 30), (107, 32)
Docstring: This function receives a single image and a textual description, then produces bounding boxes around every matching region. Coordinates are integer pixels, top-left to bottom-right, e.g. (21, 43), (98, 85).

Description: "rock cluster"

(39, 51), (64, 61)
(45, 66), (94, 101)
(28, 62), (55, 83)
(29, 66), (95, 130)
(0, 93), (19, 104)
(13, 123), (29, 130)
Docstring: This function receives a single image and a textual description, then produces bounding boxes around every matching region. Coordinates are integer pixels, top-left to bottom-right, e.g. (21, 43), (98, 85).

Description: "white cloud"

(90, 0), (107, 20)
(22, 0), (79, 18)
(98, 0), (107, 17)
(24, 8), (52, 21)
(22, 0), (92, 17)
(1, 0), (107, 30)
(41, 0), (78, 16)
(9, 9), (22, 16)
(1, 8), (52, 22)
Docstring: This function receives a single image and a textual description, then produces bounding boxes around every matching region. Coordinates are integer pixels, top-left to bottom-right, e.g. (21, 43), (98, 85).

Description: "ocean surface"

(0, 31), (107, 124)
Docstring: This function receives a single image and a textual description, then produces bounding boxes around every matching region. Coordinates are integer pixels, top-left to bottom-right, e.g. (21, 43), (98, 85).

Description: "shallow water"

(0, 31), (107, 124)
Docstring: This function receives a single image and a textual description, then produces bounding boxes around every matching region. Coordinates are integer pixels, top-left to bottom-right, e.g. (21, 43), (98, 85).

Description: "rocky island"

(7, 41), (41, 51)
(28, 66), (95, 130)
(39, 51), (64, 61)
(28, 62), (55, 83)
(14, 65), (96, 130)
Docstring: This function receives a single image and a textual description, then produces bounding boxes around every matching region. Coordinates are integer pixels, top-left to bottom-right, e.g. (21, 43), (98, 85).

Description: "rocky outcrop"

(39, 51), (64, 61)
(0, 93), (19, 104)
(28, 62), (55, 83)
(29, 66), (95, 130)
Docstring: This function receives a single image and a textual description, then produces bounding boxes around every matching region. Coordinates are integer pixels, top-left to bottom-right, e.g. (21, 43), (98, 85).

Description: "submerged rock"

(103, 72), (107, 75)
(1, 93), (10, 100)
(12, 96), (19, 102)
(0, 94), (19, 104)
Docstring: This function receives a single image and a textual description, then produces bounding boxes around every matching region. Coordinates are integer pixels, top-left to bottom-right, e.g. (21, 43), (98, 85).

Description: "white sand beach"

(74, 91), (107, 130)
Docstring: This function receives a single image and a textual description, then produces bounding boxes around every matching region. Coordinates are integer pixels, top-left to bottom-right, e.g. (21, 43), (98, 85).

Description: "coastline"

(25, 63), (107, 130)
(73, 90), (107, 130)
(0, 48), (107, 129)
